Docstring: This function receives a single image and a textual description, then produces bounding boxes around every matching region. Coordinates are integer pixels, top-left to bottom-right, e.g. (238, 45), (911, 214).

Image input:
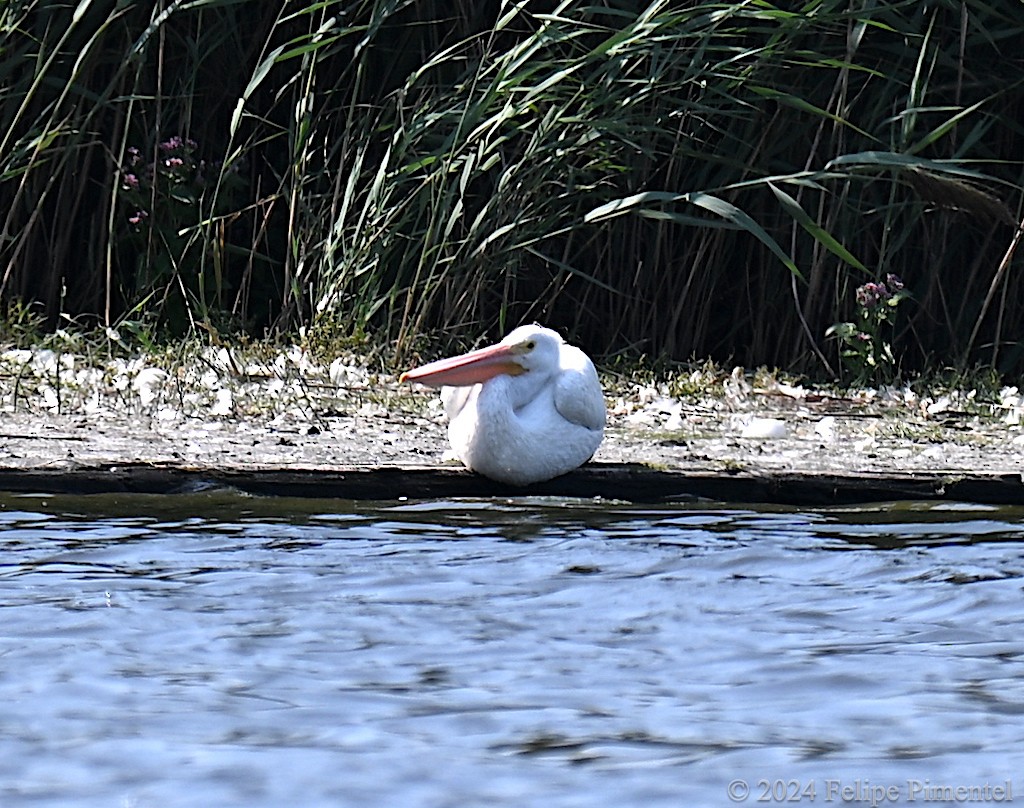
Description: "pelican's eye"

(510, 338), (537, 357)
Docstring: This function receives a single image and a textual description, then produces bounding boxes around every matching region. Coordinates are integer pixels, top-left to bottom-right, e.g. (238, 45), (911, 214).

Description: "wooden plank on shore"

(0, 462), (1022, 505)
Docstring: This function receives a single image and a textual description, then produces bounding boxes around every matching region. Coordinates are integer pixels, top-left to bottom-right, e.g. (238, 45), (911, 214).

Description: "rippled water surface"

(2, 492), (1023, 807)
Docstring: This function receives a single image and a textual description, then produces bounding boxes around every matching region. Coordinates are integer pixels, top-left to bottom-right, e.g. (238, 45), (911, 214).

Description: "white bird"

(400, 324), (606, 485)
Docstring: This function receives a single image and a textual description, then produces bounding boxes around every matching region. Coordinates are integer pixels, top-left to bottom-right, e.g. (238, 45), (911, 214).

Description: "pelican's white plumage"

(400, 325), (605, 485)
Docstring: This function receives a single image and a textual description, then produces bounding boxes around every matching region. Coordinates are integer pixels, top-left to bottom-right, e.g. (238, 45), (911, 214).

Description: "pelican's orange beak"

(400, 342), (525, 388)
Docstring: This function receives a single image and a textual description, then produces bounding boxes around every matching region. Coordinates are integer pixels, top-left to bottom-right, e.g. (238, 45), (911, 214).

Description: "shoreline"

(1, 344), (1021, 505)
(0, 409), (1020, 505)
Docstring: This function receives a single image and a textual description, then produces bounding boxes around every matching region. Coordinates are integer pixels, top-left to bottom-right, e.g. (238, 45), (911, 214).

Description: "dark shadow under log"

(0, 462), (1021, 506)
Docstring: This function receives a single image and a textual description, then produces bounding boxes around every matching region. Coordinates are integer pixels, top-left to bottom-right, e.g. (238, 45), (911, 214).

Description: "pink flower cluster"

(120, 135), (203, 230)
(855, 274), (903, 309)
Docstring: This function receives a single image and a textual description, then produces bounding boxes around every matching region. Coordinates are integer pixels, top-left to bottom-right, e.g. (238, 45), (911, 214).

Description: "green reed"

(1, 0), (1021, 379)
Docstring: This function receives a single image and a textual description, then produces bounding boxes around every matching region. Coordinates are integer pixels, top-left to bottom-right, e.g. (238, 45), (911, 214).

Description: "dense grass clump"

(1, 1), (1022, 379)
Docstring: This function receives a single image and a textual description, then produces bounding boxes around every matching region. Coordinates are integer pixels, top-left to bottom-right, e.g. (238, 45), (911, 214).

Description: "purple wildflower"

(122, 173), (140, 190)
(856, 282), (887, 309)
(127, 146), (141, 166)
(128, 210), (149, 226)
(159, 136), (184, 153)
(885, 273), (904, 292)
(165, 157), (185, 169)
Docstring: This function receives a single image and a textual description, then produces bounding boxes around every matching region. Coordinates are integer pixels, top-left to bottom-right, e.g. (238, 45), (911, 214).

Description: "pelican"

(400, 324), (605, 485)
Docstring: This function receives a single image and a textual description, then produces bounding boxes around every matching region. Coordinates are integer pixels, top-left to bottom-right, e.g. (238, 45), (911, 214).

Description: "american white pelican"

(400, 324), (605, 485)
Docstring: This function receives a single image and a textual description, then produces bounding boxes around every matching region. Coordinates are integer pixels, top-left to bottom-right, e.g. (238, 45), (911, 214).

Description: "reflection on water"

(1, 492), (1023, 806)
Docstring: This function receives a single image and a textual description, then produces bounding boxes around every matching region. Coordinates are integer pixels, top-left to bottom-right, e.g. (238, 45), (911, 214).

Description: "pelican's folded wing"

(441, 385), (475, 420)
(553, 349), (606, 432)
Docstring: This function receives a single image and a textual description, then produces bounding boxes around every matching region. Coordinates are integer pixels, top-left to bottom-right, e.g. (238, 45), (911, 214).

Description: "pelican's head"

(497, 324), (563, 374)
(400, 324), (563, 388)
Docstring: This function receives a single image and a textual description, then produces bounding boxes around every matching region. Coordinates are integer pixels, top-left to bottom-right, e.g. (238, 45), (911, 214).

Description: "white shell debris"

(814, 416), (838, 442)
(329, 357), (368, 388)
(1000, 386), (1023, 425)
(210, 388), (234, 417)
(133, 367), (168, 406)
(0, 342), (388, 422)
(853, 436), (876, 452)
(0, 342), (1015, 482)
(740, 418), (788, 440)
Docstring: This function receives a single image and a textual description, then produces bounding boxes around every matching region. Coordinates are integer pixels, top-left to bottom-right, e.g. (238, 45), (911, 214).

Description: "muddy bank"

(0, 344), (1021, 503)
(0, 405), (1021, 505)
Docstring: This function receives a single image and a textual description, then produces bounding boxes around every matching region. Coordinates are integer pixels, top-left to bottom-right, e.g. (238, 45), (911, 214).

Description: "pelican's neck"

(493, 367), (554, 413)
(448, 369), (550, 429)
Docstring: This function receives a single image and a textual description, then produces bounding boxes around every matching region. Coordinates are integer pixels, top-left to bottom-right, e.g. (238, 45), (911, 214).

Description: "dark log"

(0, 462), (1021, 505)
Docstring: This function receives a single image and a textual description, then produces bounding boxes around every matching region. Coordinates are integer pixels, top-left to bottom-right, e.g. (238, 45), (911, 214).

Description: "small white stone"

(741, 418), (788, 439)
(625, 410), (656, 426)
(774, 382), (807, 399)
(814, 416), (838, 442)
(926, 395), (952, 415)
(210, 388), (233, 416)
(853, 436), (876, 452)
(663, 407), (685, 431)
(40, 385), (59, 411)
(1, 349), (32, 366)
(132, 367), (168, 406)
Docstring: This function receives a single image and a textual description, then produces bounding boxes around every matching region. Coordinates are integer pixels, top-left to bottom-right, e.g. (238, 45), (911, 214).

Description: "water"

(1, 492), (1023, 807)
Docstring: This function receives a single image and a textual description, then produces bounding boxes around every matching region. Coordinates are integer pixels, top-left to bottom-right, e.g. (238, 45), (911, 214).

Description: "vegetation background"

(1, 0), (1022, 381)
